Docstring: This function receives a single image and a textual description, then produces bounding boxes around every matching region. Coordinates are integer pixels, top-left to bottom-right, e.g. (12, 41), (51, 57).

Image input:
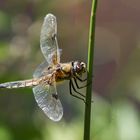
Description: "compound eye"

(76, 63), (80, 69)
(73, 61), (85, 72)
(81, 62), (84, 66)
(76, 62), (82, 70)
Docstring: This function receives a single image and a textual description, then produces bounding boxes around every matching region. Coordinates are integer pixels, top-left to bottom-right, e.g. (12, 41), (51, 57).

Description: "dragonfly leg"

(73, 78), (94, 103)
(73, 77), (92, 89)
(74, 72), (94, 82)
(74, 74), (87, 82)
(69, 79), (86, 103)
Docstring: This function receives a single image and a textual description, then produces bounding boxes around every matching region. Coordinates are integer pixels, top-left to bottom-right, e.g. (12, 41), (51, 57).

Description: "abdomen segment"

(0, 79), (38, 89)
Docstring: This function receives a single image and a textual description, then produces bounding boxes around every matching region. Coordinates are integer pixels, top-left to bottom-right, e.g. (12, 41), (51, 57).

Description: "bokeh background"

(0, 0), (140, 140)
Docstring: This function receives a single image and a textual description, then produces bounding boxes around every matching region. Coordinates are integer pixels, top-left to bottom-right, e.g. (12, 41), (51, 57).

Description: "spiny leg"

(73, 78), (94, 103)
(73, 77), (90, 89)
(74, 72), (94, 82)
(70, 79), (86, 98)
(69, 80), (85, 103)
(74, 74), (87, 82)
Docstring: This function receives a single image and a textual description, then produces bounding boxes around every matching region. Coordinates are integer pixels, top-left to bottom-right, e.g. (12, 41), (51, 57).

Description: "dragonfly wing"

(40, 14), (60, 65)
(32, 84), (63, 121)
(33, 61), (48, 78)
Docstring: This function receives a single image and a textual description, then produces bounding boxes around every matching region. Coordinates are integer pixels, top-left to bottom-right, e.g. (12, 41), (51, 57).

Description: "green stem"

(83, 0), (98, 140)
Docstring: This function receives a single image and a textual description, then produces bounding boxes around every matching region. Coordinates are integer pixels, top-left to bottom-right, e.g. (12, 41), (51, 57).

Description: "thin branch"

(83, 0), (98, 140)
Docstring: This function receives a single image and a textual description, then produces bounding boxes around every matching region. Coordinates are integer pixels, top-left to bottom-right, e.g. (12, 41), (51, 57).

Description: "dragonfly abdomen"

(0, 79), (38, 89)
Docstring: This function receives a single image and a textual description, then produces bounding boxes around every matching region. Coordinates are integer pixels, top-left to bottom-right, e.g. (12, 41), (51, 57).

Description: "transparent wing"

(33, 61), (48, 78)
(33, 84), (63, 121)
(33, 63), (63, 121)
(40, 13), (60, 65)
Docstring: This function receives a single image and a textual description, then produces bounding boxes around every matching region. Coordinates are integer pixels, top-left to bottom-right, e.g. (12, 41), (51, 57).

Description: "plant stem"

(83, 0), (98, 140)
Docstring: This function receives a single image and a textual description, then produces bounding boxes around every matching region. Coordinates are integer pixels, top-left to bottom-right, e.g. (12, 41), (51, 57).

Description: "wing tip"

(45, 13), (56, 20)
(0, 83), (7, 88)
(50, 115), (63, 122)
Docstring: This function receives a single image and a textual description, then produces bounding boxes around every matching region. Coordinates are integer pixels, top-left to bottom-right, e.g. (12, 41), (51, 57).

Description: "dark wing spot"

(52, 33), (57, 41)
(52, 94), (58, 100)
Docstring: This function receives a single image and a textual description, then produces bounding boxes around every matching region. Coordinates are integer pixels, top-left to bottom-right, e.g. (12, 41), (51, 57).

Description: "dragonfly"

(0, 14), (87, 121)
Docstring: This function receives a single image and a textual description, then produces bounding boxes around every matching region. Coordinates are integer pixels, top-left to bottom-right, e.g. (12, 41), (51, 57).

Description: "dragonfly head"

(72, 61), (86, 75)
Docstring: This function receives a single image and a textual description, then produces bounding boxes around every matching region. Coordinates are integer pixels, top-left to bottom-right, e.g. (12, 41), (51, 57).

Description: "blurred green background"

(0, 0), (140, 140)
